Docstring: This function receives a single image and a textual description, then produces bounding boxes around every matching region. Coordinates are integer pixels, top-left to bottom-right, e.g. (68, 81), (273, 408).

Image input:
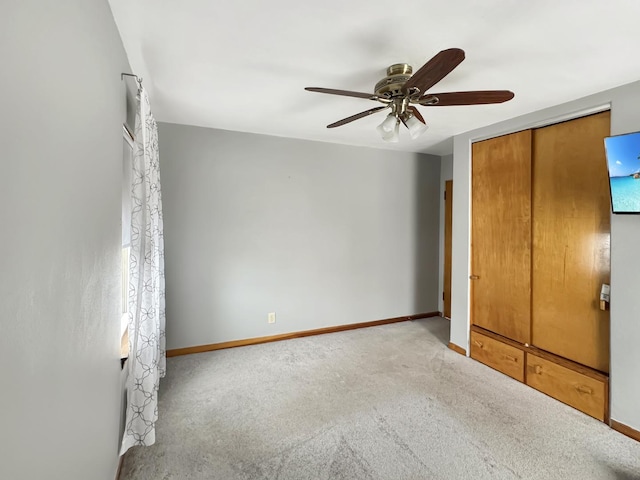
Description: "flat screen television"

(604, 131), (640, 214)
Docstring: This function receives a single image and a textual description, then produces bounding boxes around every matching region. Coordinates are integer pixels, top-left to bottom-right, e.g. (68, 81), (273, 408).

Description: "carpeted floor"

(119, 317), (640, 479)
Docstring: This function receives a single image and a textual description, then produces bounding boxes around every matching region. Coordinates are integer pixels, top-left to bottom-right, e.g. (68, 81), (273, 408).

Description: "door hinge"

(444, 191), (447, 200)
(442, 291), (445, 300)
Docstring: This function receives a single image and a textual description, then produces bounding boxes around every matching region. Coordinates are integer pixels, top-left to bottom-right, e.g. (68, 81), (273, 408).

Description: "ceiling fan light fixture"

(377, 113), (397, 135)
(379, 119), (400, 143)
(405, 114), (429, 140)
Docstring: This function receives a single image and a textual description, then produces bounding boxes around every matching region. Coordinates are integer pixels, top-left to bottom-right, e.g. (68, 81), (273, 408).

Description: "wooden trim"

(470, 104), (610, 144)
(167, 312), (441, 357)
(611, 420), (640, 442)
(448, 342), (466, 356)
(470, 325), (609, 382)
(605, 375), (610, 423)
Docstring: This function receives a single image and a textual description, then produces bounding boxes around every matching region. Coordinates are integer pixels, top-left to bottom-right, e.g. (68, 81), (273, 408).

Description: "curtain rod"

(121, 72), (143, 84)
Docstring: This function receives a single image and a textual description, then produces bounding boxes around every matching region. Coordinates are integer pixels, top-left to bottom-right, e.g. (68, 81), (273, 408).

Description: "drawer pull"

(473, 340), (483, 348)
(469, 275), (480, 280)
(504, 354), (518, 363)
(531, 365), (542, 375)
(576, 385), (593, 395)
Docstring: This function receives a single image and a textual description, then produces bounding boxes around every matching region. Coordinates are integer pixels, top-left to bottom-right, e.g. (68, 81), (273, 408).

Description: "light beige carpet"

(120, 317), (640, 479)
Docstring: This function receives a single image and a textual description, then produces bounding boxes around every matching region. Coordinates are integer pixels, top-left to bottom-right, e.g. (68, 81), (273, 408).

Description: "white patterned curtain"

(120, 84), (166, 455)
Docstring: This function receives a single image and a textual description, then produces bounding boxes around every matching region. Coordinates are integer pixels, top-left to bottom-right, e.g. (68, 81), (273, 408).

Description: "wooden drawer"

(526, 353), (607, 421)
(470, 331), (525, 382)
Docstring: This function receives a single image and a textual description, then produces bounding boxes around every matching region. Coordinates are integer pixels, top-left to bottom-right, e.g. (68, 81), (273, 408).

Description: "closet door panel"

(471, 130), (532, 344)
(531, 111), (611, 372)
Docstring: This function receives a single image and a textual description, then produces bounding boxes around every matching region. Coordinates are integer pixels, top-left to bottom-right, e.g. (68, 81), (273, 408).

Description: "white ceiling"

(109, 0), (640, 155)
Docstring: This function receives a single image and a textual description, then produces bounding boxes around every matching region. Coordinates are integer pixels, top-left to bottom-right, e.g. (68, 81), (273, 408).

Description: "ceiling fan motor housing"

(374, 63), (412, 97)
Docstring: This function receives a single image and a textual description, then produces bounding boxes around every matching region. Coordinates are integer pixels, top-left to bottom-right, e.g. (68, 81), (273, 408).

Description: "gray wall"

(437, 154), (454, 314)
(0, 1), (130, 479)
(158, 123), (441, 350)
(449, 82), (640, 432)
(609, 85), (640, 433)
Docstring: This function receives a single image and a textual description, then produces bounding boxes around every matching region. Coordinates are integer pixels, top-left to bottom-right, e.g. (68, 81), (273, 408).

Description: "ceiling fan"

(305, 48), (514, 142)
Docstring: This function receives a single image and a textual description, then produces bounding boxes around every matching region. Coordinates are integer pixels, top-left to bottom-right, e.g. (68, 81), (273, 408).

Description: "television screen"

(604, 131), (640, 214)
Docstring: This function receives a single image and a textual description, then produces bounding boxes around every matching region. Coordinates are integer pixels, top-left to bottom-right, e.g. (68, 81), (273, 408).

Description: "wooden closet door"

(443, 180), (453, 319)
(472, 130), (532, 344)
(532, 111), (611, 373)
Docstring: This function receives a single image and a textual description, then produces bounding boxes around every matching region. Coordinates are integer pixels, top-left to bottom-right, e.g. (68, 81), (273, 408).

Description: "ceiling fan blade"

(326, 106), (388, 128)
(419, 90), (515, 106)
(403, 48), (465, 95)
(408, 106), (426, 124)
(305, 87), (381, 101)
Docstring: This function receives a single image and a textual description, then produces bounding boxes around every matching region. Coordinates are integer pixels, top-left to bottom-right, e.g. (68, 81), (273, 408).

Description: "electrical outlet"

(268, 312), (276, 324)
